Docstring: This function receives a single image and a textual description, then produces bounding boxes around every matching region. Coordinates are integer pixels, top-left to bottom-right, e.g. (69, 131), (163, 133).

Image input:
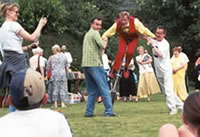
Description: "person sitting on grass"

(158, 91), (200, 137)
(0, 68), (73, 137)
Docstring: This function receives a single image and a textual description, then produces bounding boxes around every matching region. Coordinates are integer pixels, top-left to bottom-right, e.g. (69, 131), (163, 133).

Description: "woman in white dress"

(135, 46), (160, 102)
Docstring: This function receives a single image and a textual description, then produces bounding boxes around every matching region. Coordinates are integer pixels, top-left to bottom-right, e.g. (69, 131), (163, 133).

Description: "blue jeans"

(82, 67), (114, 116)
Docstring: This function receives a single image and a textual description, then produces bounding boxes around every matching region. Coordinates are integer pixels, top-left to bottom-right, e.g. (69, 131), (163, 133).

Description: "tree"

(17, 0), (68, 34)
(92, 0), (122, 28)
(133, 0), (200, 79)
(62, 0), (102, 38)
(134, 0), (200, 55)
(61, 0), (123, 64)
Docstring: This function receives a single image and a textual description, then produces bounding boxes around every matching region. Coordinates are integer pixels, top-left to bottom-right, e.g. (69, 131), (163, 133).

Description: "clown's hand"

(147, 37), (155, 48)
(102, 37), (108, 48)
(102, 37), (108, 43)
(147, 37), (152, 45)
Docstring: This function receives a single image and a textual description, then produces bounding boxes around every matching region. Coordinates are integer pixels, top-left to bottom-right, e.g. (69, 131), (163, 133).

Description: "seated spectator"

(158, 91), (200, 137)
(0, 68), (73, 137)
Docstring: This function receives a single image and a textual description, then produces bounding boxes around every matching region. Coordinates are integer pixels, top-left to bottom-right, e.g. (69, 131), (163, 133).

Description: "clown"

(102, 11), (155, 78)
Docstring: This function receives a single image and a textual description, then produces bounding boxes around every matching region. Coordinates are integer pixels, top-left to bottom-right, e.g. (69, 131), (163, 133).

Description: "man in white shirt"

(148, 26), (183, 115)
(0, 68), (73, 137)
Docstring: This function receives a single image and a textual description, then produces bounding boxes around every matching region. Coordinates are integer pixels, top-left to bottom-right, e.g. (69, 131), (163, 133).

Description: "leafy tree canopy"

(134, 0), (200, 59)
(17, 0), (68, 34)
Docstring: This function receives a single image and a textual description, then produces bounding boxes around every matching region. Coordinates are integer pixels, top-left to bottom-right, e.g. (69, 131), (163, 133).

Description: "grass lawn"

(0, 93), (184, 137)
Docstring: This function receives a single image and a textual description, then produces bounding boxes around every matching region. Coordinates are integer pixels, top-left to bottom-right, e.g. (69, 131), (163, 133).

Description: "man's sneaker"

(84, 114), (95, 117)
(105, 113), (116, 117)
(169, 110), (177, 115)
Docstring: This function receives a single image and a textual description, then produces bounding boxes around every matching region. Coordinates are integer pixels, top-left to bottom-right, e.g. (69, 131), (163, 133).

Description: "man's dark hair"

(90, 17), (102, 24)
(157, 26), (167, 34)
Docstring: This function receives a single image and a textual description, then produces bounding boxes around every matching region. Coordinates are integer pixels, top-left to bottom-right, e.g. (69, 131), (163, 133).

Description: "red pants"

(112, 36), (138, 70)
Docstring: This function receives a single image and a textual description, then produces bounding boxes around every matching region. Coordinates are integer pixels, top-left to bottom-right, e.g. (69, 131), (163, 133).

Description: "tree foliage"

(62, 0), (121, 38)
(92, 0), (122, 28)
(62, 0), (101, 38)
(61, 0), (122, 61)
(17, 0), (68, 34)
(134, 0), (200, 59)
(1, 0), (199, 77)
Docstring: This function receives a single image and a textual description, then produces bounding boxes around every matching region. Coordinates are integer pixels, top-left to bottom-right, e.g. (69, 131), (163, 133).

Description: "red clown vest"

(116, 16), (138, 44)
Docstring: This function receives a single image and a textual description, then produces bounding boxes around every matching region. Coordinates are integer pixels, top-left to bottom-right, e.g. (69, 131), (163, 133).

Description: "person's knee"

(158, 124), (179, 137)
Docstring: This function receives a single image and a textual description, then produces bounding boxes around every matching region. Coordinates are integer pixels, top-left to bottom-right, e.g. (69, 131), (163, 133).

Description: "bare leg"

(135, 96), (139, 102)
(129, 94), (133, 102)
(123, 96), (127, 102)
(61, 101), (66, 108)
(54, 101), (58, 108)
(147, 96), (151, 102)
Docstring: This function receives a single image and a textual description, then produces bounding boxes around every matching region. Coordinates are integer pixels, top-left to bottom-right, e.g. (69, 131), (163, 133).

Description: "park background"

(0, 0), (199, 136)
(1, 0), (200, 82)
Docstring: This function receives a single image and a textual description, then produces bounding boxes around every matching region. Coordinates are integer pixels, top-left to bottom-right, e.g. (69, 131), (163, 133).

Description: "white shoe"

(169, 110), (177, 115)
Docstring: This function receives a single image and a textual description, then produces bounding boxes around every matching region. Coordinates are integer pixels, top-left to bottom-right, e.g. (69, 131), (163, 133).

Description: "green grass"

(0, 93), (184, 137)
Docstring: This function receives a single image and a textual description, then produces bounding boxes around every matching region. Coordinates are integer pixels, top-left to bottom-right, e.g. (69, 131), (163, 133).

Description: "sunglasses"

(11, 10), (19, 14)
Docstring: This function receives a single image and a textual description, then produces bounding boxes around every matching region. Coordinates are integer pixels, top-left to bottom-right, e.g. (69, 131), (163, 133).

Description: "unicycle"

(110, 67), (123, 105)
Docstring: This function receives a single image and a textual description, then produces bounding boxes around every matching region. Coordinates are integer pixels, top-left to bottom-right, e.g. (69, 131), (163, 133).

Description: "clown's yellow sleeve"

(102, 23), (117, 39)
(134, 18), (155, 38)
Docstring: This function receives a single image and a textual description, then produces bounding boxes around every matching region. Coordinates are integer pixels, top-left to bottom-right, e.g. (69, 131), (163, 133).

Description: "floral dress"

(47, 53), (69, 103)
